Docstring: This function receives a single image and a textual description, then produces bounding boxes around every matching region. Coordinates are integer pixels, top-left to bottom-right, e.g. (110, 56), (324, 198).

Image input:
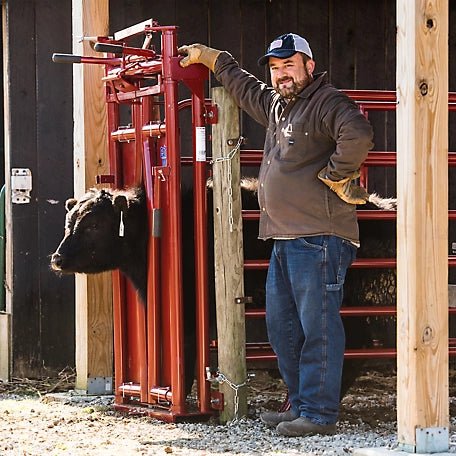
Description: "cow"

(51, 187), (148, 299)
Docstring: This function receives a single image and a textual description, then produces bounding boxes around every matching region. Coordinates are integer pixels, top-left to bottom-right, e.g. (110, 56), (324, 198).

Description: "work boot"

(260, 409), (298, 427)
(276, 417), (336, 437)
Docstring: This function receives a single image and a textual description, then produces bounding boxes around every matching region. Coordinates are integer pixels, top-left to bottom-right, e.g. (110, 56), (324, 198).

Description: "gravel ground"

(0, 363), (455, 456)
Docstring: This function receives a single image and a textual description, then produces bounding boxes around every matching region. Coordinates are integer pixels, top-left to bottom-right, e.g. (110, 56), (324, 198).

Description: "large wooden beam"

(211, 87), (248, 423)
(72, 0), (113, 393)
(396, 0), (449, 452)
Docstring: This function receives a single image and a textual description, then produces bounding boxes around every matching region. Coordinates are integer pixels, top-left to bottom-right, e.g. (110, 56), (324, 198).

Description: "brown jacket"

(214, 52), (374, 244)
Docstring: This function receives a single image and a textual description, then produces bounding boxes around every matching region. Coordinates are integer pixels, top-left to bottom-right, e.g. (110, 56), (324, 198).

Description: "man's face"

(269, 53), (314, 99)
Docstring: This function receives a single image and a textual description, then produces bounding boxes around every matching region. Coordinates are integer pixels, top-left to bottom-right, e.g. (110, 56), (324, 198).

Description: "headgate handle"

(94, 42), (157, 59)
(52, 53), (121, 65)
(52, 53), (82, 64)
(94, 42), (123, 54)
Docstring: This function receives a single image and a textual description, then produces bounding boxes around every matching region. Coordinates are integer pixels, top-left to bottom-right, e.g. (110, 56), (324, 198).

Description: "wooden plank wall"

(4, 0), (75, 377)
(3, 0), (456, 375)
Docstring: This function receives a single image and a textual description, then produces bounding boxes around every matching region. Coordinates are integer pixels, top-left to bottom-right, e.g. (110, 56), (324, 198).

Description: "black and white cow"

(51, 187), (148, 300)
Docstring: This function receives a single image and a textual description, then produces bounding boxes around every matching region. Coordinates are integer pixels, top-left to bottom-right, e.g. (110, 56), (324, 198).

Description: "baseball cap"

(258, 33), (313, 65)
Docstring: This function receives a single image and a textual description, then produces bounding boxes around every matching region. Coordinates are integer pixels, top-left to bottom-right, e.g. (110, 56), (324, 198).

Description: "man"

(179, 33), (373, 437)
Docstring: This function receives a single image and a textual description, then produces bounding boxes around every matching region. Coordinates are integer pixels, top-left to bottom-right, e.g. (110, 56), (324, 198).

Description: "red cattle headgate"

(55, 19), (216, 421)
(53, 18), (456, 422)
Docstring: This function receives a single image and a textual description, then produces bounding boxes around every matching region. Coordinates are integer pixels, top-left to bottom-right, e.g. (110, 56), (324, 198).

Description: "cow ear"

(65, 198), (78, 212)
(113, 195), (128, 213)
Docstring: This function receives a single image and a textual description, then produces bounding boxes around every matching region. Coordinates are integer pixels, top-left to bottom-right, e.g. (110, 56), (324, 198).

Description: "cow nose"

(51, 252), (63, 270)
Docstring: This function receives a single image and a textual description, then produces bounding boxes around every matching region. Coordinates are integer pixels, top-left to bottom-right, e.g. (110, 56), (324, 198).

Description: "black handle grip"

(94, 43), (123, 54)
(52, 53), (82, 64)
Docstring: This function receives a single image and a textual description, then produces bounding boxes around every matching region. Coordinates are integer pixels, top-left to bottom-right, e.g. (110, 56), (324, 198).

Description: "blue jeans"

(265, 236), (356, 425)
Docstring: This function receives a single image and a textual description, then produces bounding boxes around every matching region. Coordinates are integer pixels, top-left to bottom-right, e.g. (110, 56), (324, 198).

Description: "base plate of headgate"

(112, 402), (214, 423)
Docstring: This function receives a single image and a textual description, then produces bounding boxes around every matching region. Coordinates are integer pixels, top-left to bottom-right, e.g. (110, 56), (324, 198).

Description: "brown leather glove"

(177, 44), (221, 72)
(318, 167), (369, 205)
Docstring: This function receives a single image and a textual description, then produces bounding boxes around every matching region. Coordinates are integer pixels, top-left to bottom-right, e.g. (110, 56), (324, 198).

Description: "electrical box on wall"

(11, 168), (32, 204)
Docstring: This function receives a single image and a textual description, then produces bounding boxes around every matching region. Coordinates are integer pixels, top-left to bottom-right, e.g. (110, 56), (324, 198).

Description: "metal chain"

(206, 367), (251, 425)
(210, 136), (244, 233)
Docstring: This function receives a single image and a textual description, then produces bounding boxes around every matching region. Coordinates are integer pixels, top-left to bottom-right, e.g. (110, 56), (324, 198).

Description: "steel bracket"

(87, 377), (113, 395)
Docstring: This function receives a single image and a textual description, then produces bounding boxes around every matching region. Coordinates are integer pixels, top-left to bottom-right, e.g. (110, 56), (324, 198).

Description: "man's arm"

(321, 91), (374, 180)
(179, 44), (272, 127)
(318, 91), (374, 205)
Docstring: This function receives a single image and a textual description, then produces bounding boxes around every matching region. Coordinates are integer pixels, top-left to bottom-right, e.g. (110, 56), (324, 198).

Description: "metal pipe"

(242, 345), (398, 361)
(111, 123), (166, 142)
(130, 98), (148, 403)
(117, 383), (174, 403)
(112, 270), (128, 403)
(192, 90), (211, 413)
(162, 27), (187, 414)
(141, 96), (163, 405)
(239, 150), (456, 167)
(52, 53), (121, 65)
(242, 209), (400, 221)
(133, 101), (144, 184)
(107, 97), (127, 402)
(244, 257), (399, 270)
(245, 306), (398, 319)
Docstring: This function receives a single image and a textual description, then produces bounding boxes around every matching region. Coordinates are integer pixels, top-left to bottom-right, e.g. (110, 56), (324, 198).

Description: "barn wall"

(5, 0), (74, 377)
(3, 0), (456, 374)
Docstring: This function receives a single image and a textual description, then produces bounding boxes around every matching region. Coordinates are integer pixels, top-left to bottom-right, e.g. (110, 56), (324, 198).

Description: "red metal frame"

(81, 21), (213, 422)
(240, 89), (456, 361)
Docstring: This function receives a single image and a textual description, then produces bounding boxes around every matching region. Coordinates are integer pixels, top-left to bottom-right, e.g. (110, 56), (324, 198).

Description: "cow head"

(51, 188), (136, 275)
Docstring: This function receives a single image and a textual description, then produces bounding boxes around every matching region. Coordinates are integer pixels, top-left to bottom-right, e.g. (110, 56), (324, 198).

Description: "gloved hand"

(177, 44), (221, 72)
(318, 167), (369, 205)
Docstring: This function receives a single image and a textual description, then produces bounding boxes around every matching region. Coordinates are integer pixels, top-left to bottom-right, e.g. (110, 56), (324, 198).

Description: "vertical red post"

(133, 100), (144, 183)
(112, 271), (127, 404)
(132, 98), (148, 403)
(141, 96), (162, 404)
(161, 27), (187, 413)
(106, 97), (128, 404)
(191, 90), (211, 412)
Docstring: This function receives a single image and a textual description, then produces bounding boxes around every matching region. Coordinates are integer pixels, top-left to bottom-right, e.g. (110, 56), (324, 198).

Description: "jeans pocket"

(296, 235), (326, 251)
(335, 240), (357, 285)
(323, 238), (357, 288)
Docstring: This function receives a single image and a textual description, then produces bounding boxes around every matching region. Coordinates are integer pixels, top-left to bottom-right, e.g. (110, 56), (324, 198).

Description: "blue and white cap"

(258, 33), (313, 65)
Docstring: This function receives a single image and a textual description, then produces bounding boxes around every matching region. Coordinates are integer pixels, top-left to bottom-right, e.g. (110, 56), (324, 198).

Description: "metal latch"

(11, 168), (32, 204)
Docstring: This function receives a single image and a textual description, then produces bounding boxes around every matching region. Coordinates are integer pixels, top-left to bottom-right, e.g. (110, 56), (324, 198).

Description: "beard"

(274, 68), (313, 99)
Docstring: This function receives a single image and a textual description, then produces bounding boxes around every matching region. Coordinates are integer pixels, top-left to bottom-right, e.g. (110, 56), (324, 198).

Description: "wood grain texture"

(211, 87), (248, 423)
(396, 0), (449, 449)
(73, 0), (113, 390)
(0, 313), (10, 381)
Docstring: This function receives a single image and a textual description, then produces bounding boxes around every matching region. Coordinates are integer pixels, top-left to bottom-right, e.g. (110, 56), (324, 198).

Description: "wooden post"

(1, 4), (10, 383)
(396, 0), (448, 452)
(0, 313), (10, 381)
(211, 87), (248, 423)
(72, 0), (113, 393)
